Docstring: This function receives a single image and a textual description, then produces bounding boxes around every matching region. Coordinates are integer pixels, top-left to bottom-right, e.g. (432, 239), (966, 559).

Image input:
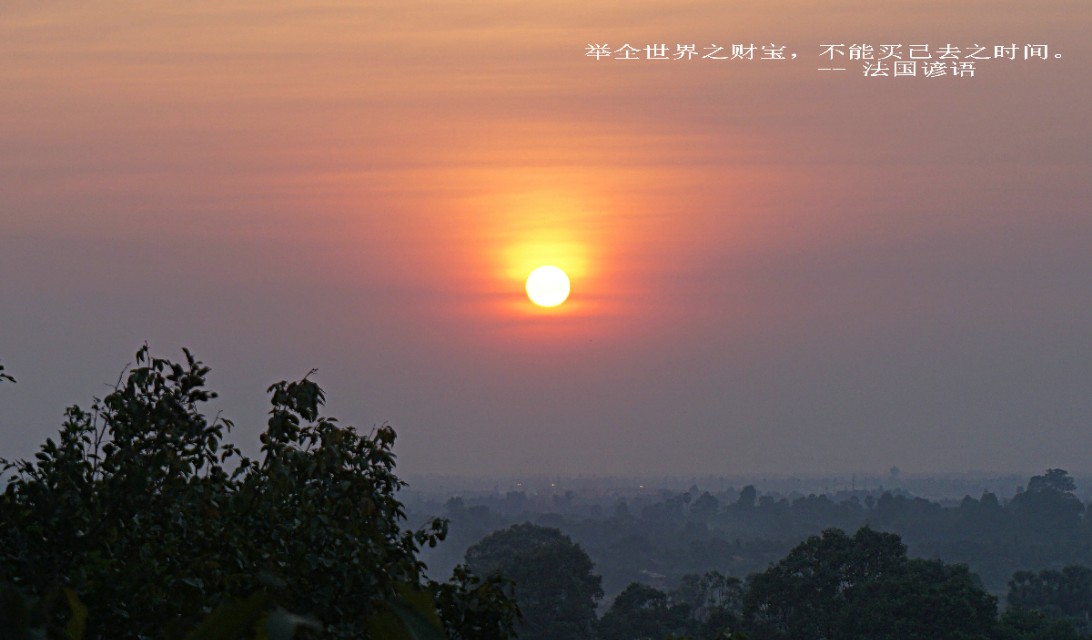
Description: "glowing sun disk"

(526, 266), (571, 307)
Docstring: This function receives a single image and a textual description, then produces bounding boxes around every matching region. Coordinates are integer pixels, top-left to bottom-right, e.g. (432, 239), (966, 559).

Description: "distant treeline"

(412, 468), (1092, 597)
(463, 521), (1092, 640)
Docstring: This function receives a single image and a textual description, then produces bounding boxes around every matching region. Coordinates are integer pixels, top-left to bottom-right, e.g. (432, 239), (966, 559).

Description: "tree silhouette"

(466, 523), (602, 640)
(0, 347), (516, 639)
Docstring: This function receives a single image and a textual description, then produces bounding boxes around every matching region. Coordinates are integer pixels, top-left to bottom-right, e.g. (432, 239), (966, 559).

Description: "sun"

(525, 265), (571, 307)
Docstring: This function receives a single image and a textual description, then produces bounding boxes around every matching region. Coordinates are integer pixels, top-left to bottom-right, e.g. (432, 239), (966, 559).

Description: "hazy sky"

(2, 0), (1090, 477)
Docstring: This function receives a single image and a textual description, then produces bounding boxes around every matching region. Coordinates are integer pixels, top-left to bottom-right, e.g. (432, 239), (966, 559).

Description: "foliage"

(744, 527), (998, 640)
(0, 360), (14, 384)
(672, 572), (745, 639)
(0, 347), (517, 639)
(597, 582), (689, 640)
(597, 571), (747, 640)
(466, 523), (602, 640)
(996, 607), (1082, 640)
(1009, 470), (1085, 538)
(689, 492), (720, 519)
(419, 468), (1092, 598)
(0, 580), (85, 640)
(1027, 470), (1078, 495)
(432, 564), (520, 640)
(1007, 566), (1092, 636)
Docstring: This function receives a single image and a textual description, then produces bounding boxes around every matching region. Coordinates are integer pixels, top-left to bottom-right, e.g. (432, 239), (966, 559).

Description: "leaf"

(63, 588), (88, 640)
(184, 592), (272, 640)
(366, 593), (446, 640)
(264, 608), (322, 640)
(394, 584), (443, 631)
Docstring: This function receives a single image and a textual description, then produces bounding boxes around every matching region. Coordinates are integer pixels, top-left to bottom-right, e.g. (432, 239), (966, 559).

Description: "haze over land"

(2, 0), (1090, 477)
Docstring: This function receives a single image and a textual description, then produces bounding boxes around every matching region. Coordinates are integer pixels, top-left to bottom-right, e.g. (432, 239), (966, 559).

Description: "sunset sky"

(2, 0), (1090, 477)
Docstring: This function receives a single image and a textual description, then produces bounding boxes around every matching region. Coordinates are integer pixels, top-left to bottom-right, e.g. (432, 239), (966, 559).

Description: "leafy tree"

(0, 347), (517, 639)
(743, 527), (997, 640)
(843, 558), (998, 640)
(997, 607), (1081, 640)
(597, 582), (688, 640)
(671, 571), (744, 639)
(1028, 470), (1078, 495)
(466, 523), (602, 640)
(690, 492), (720, 519)
(1010, 470), (1084, 536)
(1008, 566), (1092, 636)
(735, 486), (757, 510)
(432, 565), (520, 640)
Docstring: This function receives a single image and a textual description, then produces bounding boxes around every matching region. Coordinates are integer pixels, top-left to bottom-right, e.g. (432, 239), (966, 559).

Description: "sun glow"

(525, 266), (571, 307)
(481, 189), (606, 318)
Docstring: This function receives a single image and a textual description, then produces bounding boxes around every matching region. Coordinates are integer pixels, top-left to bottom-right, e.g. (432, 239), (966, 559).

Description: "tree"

(671, 571), (744, 639)
(597, 582), (688, 640)
(844, 558), (998, 640)
(743, 527), (997, 640)
(736, 486), (757, 510)
(997, 607), (1081, 640)
(1028, 469), (1077, 494)
(690, 492), (720, 518)
(465, 523), (602, 640)
(0, 347), (517, 639)
(1010, 470), (1084, 537)
(1008, 566), (1092, 636)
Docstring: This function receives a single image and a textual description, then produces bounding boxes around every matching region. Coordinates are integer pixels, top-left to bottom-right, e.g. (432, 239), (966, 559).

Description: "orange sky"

(1, 0), (1090, 476)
